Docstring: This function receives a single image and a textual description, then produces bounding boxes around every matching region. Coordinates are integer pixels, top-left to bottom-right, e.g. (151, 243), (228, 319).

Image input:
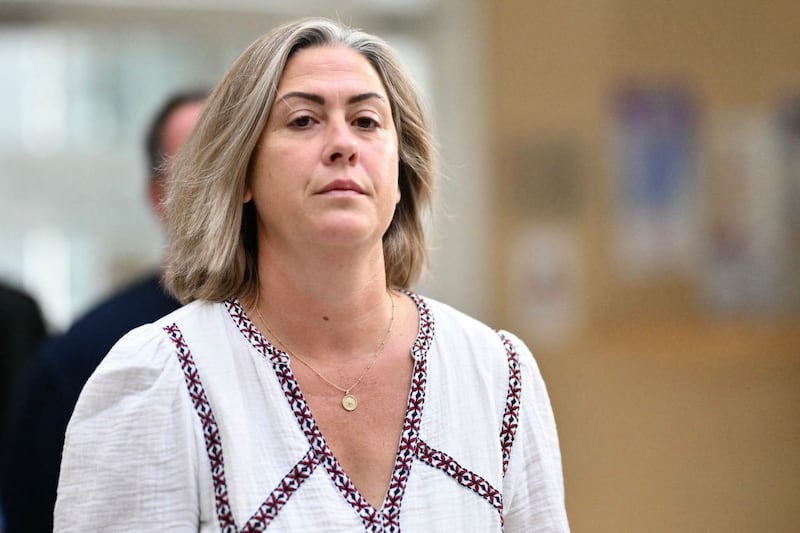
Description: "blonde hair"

(163, 17), (436, 305)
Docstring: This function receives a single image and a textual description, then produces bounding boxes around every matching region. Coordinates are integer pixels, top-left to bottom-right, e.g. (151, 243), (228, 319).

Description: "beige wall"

(489, 2), (800, 531)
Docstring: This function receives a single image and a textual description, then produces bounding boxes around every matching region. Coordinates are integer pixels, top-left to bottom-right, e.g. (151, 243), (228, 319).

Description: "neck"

(253, 242), (393, 361)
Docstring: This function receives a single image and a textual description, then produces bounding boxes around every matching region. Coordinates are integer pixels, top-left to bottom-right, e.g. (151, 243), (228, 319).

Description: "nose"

(324, 121), (359, 165)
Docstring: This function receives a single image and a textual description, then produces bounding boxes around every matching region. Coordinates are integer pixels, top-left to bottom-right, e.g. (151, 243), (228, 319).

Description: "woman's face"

(246, 45), (400, 255)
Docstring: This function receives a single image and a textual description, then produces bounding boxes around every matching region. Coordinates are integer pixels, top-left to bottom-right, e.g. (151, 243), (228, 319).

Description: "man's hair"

(144, 88), (209, 180)
(163, 17), (437, 305)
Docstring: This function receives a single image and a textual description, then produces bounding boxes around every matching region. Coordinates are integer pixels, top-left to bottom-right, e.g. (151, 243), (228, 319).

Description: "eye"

(353, 115), (380, 130)
(289, 115), (316, 129)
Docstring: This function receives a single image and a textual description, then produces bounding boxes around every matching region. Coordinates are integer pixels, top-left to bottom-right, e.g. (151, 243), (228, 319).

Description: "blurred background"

(0, 0), (798, 531)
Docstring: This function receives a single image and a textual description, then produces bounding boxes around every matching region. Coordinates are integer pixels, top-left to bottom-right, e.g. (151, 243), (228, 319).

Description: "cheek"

(248, 144), (283, 199)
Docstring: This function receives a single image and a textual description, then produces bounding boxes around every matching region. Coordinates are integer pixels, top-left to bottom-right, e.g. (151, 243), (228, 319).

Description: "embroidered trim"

(226, 302), (285, 365)
(164, 323), (238, 533)
(227, 295), (434, 532)
(402, 290), (434, 361)
(182, 295), (515, 531)
(414, 439), (503, 525)
(497, 331), (522, 478)
(240, 447), (320, 531)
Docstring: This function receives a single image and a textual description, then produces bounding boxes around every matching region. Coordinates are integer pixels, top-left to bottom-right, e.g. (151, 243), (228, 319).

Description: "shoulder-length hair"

(163, 17), (436, 305)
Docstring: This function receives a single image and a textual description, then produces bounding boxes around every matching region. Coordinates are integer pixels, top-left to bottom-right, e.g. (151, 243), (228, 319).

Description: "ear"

(148, 179), (167, 226)
(395, 162), (402, 205)
(243, 186), (252, 203)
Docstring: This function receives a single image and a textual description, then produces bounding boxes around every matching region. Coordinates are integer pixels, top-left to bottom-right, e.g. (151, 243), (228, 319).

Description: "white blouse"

(55, 293), (569, 532)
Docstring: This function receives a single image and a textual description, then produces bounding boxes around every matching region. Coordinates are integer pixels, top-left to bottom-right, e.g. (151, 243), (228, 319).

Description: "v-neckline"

(231, 291), (434, 522)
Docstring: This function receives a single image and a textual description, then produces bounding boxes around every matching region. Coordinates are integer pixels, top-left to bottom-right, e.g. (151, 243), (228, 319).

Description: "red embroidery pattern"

(497, 331), (522, 477)
(226, 302), (283, 365)
(414, 439), (503, 525)
(240, 448), (320, 531)
(380, 290), (431, 528)
(177, 295), (518, 531)
(228, 294), (434, 532)
(164, 323), (237, 533)
(375, 353), (428, 531)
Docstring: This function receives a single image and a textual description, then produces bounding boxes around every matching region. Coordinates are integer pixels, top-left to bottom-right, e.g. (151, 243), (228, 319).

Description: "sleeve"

(53, 324), (204, 533)
(500, 331), (570, 532)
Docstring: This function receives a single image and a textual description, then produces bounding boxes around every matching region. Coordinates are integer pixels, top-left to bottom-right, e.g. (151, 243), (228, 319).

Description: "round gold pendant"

(342, 393), (358, 412)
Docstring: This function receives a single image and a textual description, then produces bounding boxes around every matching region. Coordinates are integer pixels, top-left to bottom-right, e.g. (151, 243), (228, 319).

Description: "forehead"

(276, 45), (387, 95)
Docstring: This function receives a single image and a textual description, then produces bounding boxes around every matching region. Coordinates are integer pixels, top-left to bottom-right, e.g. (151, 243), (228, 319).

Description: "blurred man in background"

(0, 280), (47, 532)
(0, 89), (206, 533)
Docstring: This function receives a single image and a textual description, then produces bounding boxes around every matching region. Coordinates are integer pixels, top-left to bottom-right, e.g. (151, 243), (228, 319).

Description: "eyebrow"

(277, 91), (387, 106)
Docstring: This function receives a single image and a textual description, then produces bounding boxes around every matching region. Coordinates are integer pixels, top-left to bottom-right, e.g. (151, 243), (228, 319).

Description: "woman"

(55, 18), (569, 532)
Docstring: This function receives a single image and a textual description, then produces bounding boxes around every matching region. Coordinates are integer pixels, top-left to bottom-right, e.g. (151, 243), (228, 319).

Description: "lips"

(318, 179), (366, 195)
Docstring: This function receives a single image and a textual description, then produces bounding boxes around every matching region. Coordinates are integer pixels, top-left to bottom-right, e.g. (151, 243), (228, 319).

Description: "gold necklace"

(254, 291), (395, 412)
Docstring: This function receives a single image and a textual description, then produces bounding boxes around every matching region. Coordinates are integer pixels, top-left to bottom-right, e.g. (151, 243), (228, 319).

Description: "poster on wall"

(611, 83), (698, 281)
(702, 111), (784, 314)
(503, 136), (586, 347)
(507, 224), (583, 348)
(778, 96), (800, 311)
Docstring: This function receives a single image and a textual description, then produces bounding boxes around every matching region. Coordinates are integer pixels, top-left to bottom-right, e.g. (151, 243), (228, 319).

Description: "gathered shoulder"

(417, 294), (535, 365)
(418, 295), (497, 339)
(72, 299), (221, 417)
(101, 299), (215, 359)
(56, 300), (216, 532)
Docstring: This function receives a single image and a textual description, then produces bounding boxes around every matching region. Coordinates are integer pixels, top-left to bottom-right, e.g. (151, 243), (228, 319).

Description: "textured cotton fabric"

(55, 293), (569, 532)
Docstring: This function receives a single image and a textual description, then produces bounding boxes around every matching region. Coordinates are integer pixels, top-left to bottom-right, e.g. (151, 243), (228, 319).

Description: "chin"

(312, 209), (393, 245)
